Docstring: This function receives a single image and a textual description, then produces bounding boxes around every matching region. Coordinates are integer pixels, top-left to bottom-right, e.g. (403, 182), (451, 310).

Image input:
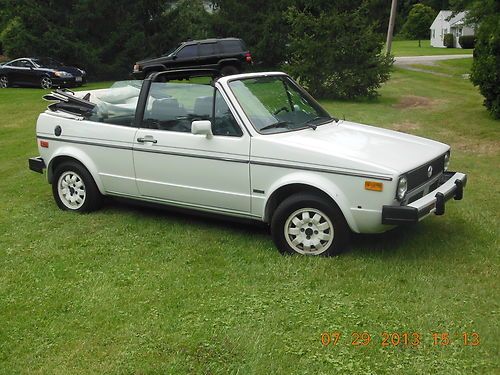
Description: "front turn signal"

(365, 181), (383, 192)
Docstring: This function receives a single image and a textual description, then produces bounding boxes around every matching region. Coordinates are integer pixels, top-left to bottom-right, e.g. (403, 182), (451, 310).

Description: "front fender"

(46, 146), (105, 194)
(264, 172), (359, 233)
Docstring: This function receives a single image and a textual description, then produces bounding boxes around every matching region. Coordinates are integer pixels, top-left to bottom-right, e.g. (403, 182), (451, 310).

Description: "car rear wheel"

(271, 193), (350, 256)
(40, 76), (53, 90)
(0, 75), (9, 88)
(52, 161), (102, 212)
(220, 65), (240, 76)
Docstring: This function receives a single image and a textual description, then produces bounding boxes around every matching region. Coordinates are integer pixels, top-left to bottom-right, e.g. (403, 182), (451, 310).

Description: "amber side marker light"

(40, 140), (49, 148)
(365, 181), (383, 192)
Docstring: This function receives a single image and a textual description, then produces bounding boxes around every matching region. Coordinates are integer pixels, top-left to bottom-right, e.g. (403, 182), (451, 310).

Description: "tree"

(451, 0), (500, 118)
(401, 4), (437, 47)
(284, 2), (392, 99)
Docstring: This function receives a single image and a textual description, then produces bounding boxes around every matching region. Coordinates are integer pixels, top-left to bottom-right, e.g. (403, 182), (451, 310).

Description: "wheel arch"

(47, 151), (105, 194)
(218, 59), (242, 69)
(263, 177), (359, 233)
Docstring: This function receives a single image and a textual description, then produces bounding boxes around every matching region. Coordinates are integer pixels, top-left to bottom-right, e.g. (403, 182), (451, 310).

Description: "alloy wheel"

(41, 77), (53, 89)
(284, 207), (334, 255)
(57, 171), (86, 210)
(0, 76), (8, 88)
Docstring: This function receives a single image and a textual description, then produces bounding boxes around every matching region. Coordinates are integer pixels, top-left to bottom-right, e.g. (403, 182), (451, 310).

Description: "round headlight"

(397, 176), (408, 200)
(444, 152), (450, 171)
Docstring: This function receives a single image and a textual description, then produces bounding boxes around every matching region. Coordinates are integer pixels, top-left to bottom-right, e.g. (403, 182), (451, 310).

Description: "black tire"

(52, 161), (102, 212)
(271, 193), (350, 256)
(220, 65), (240, 76)
(0, 75), (9, 88)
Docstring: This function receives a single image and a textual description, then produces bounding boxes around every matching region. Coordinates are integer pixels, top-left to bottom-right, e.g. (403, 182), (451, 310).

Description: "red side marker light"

(40, 140), (49, 148)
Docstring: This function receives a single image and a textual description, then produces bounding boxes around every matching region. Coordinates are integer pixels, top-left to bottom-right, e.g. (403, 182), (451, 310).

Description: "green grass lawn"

(390, 40), (474, 56)
(0, 64), (499, 374)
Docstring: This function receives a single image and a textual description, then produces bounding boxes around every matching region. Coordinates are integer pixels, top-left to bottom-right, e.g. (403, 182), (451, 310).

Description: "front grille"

(406, 154), (445, 191)
(407, 191), (424, 204)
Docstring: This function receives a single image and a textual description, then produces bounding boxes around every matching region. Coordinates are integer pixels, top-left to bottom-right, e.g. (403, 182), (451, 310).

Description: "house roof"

(430, 10), (470, 29)
(430, 10), (453, 29)
(449, 11), (467, 26)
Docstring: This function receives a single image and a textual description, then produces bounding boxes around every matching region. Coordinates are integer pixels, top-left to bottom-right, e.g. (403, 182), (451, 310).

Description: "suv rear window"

(220, 40), (244, 53)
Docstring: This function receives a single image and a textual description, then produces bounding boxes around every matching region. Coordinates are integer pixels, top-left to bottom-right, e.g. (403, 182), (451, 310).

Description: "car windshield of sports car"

(32, 58), (63, 68)
(228, 76), (333, 134)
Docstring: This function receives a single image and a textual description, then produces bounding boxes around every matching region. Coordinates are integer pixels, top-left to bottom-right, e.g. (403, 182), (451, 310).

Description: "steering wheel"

(274, 106), (289, 115)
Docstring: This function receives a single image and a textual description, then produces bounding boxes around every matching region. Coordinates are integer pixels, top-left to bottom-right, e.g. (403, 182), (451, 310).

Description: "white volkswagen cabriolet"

(29, 69), (467, 256)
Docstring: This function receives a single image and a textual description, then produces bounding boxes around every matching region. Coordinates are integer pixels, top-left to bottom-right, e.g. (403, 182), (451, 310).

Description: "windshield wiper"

(301, 116), (334, 130)
(260, 121), (291, 131)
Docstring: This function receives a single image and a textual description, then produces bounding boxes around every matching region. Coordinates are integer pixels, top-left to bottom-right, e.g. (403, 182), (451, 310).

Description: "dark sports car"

(0, 57), (86, 89)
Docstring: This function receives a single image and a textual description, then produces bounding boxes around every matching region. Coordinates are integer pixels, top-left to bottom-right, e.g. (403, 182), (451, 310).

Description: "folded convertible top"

(43, 89), (96, 117)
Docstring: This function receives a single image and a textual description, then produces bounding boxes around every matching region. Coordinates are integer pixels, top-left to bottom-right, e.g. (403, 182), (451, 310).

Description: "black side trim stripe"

(251, 160), (393, 181)
(37, 135), (248, 163)
(37, 135), (133, 151)
(37, 135), (392, 180)
(134, 147), (249, 163)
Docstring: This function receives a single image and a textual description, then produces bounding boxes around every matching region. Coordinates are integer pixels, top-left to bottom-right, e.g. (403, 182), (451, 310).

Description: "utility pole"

(385, 0), (398, 55)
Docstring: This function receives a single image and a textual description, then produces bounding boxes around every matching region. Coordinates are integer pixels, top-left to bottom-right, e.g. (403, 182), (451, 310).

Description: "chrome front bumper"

(382, 171), (467, 225)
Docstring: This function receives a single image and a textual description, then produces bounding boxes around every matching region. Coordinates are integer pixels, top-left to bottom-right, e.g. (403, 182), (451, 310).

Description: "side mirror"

(191, 120), (213, 138)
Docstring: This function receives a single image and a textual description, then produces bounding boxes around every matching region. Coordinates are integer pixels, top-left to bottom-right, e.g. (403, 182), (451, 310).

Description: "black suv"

(133, 38), (252, 79)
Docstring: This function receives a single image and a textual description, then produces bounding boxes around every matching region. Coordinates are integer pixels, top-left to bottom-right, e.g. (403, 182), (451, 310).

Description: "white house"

(430, 11), (475, 48)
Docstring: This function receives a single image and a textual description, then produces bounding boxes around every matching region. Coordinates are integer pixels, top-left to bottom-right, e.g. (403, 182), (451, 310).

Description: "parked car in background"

(0, 57), (87, 89)
(133, 38), (252, 79)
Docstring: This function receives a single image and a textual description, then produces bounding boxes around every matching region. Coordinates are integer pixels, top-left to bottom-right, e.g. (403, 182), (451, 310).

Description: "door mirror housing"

(191, 120), (213, 138)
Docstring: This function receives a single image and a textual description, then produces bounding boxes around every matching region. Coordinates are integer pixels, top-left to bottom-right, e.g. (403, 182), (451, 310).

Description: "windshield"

(164, 46), (180, 57)
(32, 58), (63, 68)
(228, 76), (332, 134)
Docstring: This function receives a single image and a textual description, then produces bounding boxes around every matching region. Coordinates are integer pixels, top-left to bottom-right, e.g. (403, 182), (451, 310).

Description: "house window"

(432, 29), (435, 38)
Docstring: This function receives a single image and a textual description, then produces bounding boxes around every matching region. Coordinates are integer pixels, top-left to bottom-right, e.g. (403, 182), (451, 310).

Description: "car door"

(22, 60), (40, 85)
(198, 42), (219, 69)
(173, 44), (199, 69)
(7, 60), (30, 85)
(133, 80), (251, 213)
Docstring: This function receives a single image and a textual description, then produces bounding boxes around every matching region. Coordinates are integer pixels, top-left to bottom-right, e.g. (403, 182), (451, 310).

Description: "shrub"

(284, 5), (392, 99)
(470, 11), (500, 118)
(459, 35), (476, 49)
(443, 33), (454, 48)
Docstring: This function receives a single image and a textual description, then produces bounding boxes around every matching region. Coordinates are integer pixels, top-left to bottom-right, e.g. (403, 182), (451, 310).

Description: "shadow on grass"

(101, 196), (474, 260)
(103, 196), (269, 234)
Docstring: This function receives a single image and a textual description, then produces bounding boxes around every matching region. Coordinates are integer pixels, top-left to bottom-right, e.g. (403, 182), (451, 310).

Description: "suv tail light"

(133, 64), (141, 72)
(245, 53), (252, 63)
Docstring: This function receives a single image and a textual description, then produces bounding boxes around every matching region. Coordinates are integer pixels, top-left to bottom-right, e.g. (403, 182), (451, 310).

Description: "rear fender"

(47, 146), (105, 194)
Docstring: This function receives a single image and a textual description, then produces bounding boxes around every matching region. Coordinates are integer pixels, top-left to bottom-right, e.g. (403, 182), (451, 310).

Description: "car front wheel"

(271, 193), (350, 256)
(0, 75), (9, 88)
(40, 76), (53, 89)
(52, 161), (102, 212)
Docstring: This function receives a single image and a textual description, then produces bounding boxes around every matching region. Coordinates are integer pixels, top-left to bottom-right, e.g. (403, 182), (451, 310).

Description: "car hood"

(137, 56), (173, 65)
(251, 120), (450, 177)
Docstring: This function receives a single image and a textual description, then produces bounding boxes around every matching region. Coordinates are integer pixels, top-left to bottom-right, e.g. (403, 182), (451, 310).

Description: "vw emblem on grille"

(427, 165), (433, 178)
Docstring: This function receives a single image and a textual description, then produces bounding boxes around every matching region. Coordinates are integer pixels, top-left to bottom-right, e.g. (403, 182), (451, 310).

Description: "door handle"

(137, 137), (157, 144)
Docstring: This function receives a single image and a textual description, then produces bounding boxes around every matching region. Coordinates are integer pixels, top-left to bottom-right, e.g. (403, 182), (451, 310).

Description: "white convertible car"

(29, 69), (467, 256)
